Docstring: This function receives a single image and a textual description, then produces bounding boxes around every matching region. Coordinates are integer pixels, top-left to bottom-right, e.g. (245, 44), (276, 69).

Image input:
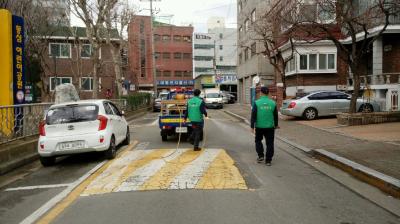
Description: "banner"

(12, 15), (25, 105)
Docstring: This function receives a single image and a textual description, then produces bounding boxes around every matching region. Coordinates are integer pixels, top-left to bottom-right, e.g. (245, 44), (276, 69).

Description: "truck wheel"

(161, 130), (168, 141)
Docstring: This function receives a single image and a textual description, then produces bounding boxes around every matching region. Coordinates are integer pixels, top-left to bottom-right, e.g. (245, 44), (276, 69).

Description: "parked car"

(227, 93), (236, 104)
(38, 100), (130, 166)
(153, 92), (169, 112)
(221, 91), (230, 104)
(280, 91), (380, 120)
(204, 88), (223, 109)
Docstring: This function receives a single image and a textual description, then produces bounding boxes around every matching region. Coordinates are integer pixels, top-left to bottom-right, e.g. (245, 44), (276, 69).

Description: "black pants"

(255, 128), (275, 162)
(190, 122), (203, 148)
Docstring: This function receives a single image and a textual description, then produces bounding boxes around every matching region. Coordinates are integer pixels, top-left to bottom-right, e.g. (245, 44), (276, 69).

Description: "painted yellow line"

(195, 150), (247, 190)
(36, 140), (138, 224)
(139, 150), (203, 190)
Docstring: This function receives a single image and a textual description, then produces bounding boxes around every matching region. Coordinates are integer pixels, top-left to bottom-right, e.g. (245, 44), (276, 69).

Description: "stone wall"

(337, 112), (400, 126)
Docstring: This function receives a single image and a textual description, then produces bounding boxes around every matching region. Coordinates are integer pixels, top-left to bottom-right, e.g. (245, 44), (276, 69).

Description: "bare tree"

(286, 0), (400, 113)
(69, 0), (121, 99)
(104, 0), (137, 97)
(248, 0), (298, 101)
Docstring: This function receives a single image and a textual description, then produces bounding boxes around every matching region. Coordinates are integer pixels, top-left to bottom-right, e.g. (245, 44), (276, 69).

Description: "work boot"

(257, 157), (264, 163)
(194, 147), (201, 151)
(266, 162), (272, 166)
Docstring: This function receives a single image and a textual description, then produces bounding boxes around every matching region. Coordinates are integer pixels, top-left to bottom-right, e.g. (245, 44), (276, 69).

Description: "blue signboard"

(157, 80), (195, 86)
(12, 15), (25, 105)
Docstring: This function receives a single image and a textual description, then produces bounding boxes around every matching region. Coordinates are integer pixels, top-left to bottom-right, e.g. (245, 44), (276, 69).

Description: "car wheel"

(122, 126), (130, 145)
(359, 104), (374, 113)
(40, 156), (56, 167)
(105, 136), (117, 159)
(303, 108), (318, 120)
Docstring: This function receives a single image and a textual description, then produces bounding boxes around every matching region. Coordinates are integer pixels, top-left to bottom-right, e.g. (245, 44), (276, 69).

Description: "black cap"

(260, 86), (269, 94)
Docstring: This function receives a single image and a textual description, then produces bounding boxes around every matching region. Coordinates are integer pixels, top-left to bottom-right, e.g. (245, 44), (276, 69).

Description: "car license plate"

(176, 127), (187, 133)
(59, 141), (85, 150)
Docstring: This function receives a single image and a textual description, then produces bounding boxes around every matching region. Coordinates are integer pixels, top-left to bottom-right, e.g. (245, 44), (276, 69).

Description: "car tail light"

(100, 135), (105, 143)
(40, 143), (45, 150)
(97, 115), (108, 131)
(39, 121), (46, 136)
(288, 102), (296, 109)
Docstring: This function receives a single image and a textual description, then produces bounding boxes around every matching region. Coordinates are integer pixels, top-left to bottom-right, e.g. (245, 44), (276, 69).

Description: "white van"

(203, 88), (223, 109)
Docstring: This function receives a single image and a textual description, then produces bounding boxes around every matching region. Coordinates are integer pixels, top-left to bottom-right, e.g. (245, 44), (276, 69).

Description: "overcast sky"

(71, 0), (237, 33)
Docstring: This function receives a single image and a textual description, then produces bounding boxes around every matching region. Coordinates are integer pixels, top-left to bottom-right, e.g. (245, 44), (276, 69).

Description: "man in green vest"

(251, 86), (279, 166)
(185, 89), (208, 151)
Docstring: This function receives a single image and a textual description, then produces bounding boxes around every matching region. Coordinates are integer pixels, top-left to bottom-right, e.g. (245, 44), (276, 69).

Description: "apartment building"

(128, 16), (194, 93)
(237, 0), (275, 104)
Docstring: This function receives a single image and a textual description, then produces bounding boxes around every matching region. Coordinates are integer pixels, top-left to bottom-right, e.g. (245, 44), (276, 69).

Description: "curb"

(223, 109), (400, 199)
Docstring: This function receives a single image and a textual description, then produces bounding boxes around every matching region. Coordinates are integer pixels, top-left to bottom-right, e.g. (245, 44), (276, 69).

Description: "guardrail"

(0, 99), (132, 144)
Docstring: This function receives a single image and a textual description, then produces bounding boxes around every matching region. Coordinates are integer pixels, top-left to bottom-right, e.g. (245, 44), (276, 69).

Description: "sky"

(71, 0), (237, 33)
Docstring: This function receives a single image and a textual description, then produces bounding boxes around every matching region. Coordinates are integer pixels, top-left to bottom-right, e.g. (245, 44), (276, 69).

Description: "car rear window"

(46, 104), (99, 125)
(206, 93), (220, 98)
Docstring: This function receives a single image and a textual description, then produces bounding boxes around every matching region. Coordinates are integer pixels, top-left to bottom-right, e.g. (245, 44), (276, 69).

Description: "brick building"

(40, 26), (125, 101)
(128, 16), (194, 93)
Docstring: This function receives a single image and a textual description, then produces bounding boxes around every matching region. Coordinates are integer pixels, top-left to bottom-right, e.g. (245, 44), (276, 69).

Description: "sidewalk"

(223, 103), (400, 196)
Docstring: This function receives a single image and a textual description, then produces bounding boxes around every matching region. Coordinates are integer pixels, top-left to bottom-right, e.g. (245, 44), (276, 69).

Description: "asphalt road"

(0, 110), (399, 224)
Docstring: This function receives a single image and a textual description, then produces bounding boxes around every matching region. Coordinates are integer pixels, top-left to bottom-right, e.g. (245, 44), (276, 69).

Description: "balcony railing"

(347, 73), (400, 87)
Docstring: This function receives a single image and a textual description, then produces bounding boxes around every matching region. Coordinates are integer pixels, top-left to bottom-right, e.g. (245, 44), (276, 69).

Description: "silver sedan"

(280, 91), (380, 120)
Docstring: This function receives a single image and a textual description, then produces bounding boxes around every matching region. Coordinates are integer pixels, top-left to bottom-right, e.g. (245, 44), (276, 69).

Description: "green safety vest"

(255, 96), (276, 128)
(188, 97), (203, 122)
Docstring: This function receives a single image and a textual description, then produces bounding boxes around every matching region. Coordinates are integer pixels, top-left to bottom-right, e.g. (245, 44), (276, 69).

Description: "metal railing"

(0, 99), (130, 144)
(0, 103), (52, 144)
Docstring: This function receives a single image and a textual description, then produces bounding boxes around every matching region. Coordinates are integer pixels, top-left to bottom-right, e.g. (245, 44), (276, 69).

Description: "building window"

(80, 77), (93, 91)
(219, 45), (223, 50)
(238, 1), (242, 13)
(183, 71), (192, 77)
(251, 43), (256, 57)
(174, 52), (182, 59)
(162, 35), (171, 41)
(298, 53), (336, 72)
(183, 53), (191, 59)
(173, 35), (182, 42)
(309, 54), (317, 70)
(239, 26), (243, 39)
(220, 56), (223, 61)
(80, 44), (92, 58)
(194, 44), (214, 49)
(245, 19), (250, 31)
(183, 36), (191, 42)
(156, 70), (162, 77)
(162, 52), (170, 59)
(140, 20), (145, 33)
(194, 56), (213, 61)
(239, 52), (243, 64)
(50, 77), (72, 91)
(163, 70), (171, 77)
(155, 52), (161, 59)
(251, 9), (256, 23)
(49, 43), (71, 58)
(219, 33), (223, 39)
(174, 71), (183, 77)
(285, 57), (296, 73)
(195, 67), (211, 72)
(154, 34), (161, 41)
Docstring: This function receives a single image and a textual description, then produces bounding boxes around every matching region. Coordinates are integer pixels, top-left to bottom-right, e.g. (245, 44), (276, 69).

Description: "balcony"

(347, 73), (400, 88)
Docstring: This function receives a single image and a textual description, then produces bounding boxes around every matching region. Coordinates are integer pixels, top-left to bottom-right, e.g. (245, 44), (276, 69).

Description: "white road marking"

(20, 161), (106, 224)
(169, 148), (221, 189)
(82, 150), (151, 195)
(5, 183), (72, 191)
(116, 148), (189, 192)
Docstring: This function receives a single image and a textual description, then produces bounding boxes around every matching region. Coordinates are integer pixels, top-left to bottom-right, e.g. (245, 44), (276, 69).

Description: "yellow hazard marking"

(83, 149), (172, 195)
(160, 118), (188, 123)
(139, 150), (203, 190)
(36, 140), (138, 224)
(196, 150), (247, 190)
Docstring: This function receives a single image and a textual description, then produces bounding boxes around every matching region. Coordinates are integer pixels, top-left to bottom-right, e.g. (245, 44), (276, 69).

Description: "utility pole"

(140, 0), (159, 97)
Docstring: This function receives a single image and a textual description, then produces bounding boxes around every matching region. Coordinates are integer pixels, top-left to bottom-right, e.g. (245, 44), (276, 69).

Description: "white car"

(38, 100), (130, 166)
